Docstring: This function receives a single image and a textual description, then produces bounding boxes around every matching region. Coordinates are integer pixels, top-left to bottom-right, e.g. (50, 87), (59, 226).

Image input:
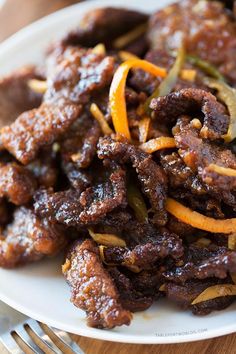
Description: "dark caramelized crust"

(63, 239), (132, 328)
(98, 137), (167, 225)
(102, 231), (183, 270)
(1, 48), (115, 164)
(0, 163), (36, 205)
(61, 7), (148, 48)
(34, 188), (83, 226)
(108, 267), (153, 312)
(27, 149), (58, 188)
(173, 117), (236, 205)
(79, 164), (127, 223)
(165, 278), (235, 315)
(150, 88), (229, 140)
(148, 0), (236, 84)
(0, 207), (66, 268)
(72, 122), (101, 169)
(0, 66), (42, 128)
(34, 164), (126, 226)
(164, 246), (236, 283)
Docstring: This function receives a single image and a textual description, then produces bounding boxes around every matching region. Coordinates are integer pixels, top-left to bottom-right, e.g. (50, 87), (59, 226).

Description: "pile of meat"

(0, 0), (236, 329)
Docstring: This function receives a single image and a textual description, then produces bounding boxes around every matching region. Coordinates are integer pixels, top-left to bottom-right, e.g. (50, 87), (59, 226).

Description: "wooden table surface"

(0, 1), (235, 353)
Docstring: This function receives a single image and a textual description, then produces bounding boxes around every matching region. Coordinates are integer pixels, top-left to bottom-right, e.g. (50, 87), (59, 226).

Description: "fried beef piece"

(150, 88), (229, 140)
(148, 0), (236, 84)
(34, 164), (126, 226)
(63, 239), (132, 328)
(130, 269), (163, 299)
(1, 47), (115, 164)
(164, 246), (236, 283)
(62, 161), (92, 190)
(108, 267), (153, 312)
(61, 7), (148, 48)
(160, 152), (206, 195)
(34, 188), (83, 226)
(174, 117), (236, 199)
(0, 207), (66, 268)
(102, 231), (183, 270)
(201, 167), (236, 191)
(71, 122), (101, 169)
(165, 278), (235, 316)
(27, 149), (58, 188)
(60, 112), (93, 160)
(79, 164), (127, 223)
(0, 66), (42, 128)
(97, 136), (168, 225)
(0, 163), (36, 205)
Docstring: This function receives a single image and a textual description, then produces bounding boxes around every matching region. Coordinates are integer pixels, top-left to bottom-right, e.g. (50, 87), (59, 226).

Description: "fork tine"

(0, 332), (24, 354)
(25, 319), (63, 354)
(13, 324), (44, 354)
(48, 327), (84, 354)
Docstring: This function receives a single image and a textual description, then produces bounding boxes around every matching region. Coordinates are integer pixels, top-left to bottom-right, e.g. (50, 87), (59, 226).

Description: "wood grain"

(0, 1), (235, 353)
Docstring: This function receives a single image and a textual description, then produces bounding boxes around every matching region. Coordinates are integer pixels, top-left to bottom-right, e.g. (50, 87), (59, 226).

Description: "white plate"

(0, 0), (235, 344)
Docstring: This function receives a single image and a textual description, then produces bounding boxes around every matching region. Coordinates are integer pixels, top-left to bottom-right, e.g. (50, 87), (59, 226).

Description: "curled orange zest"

(166, 198), (236, 234)
(207, 164), (236, 177)
(140, 137), (176, 153)
(109, 59), (167, 140)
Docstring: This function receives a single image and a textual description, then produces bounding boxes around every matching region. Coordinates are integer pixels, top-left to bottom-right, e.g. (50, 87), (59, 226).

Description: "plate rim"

(0, 0), (235, 344)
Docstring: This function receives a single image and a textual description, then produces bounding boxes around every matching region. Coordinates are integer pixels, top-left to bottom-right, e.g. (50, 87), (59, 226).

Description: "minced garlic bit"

(180, 69), (197, 82)
(190, 118), (202, 129)
(62, 258), (71, 273)
(28, 79), (47, 94)
(71, 151), (82, 162)
(92, 43), (106, 55)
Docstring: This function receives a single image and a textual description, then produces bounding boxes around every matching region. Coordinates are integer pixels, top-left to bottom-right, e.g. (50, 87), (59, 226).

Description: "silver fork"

(0, 301), (84, 354)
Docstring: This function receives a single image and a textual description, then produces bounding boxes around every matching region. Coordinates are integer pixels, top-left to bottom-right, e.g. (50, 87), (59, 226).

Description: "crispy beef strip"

(108, 267), (153, 312)
(60, 112), (93, 160)
(1, 48), (115, 164)
(34, 163), (126, 226)
(165, 277), (235, 316)
(174, 117), (236, 199)
(27, 149), (58, 188)
(61, 161), (92, 190)
(164, 245), (236, 283)
(61, 7), (148, 49)
(59, 112), (101, 174)
(71, 122), (101, 169)
(34, 188), (83, 227)
(160, 152), (207, 196)
(130, 269), (163, 299)
(0, 66), (42, 128)
(0, 163), (36, 205)
(63, 239), (132, 329)
(79, 163), (127, 223)
(0, 207), (66, 268)
(201, 167), (236, 191)
(102, 230), (183, 270)
(150, 88), (229, 140)
(148, 0), (236, 84)
(97, 136), (168, 225)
